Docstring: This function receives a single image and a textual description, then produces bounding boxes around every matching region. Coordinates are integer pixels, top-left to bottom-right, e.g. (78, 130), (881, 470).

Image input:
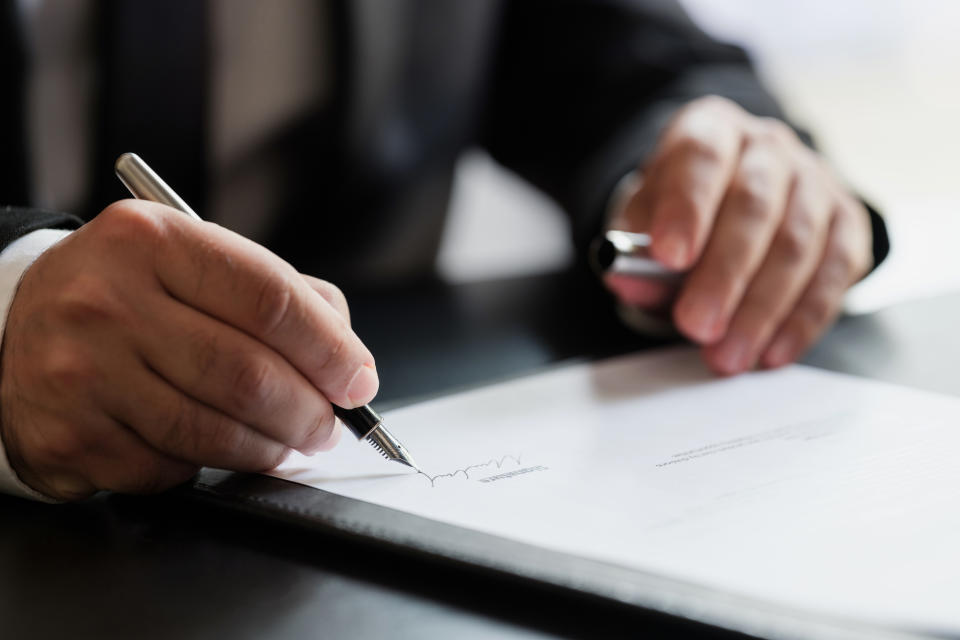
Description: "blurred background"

(438, 0), (960, 314)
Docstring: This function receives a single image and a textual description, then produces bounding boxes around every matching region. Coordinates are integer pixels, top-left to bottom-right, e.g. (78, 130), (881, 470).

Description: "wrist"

(0, 228), (72, 502)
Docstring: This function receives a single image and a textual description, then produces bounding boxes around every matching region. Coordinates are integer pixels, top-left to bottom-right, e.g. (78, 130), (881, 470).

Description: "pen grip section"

(333, 404), (383, 440)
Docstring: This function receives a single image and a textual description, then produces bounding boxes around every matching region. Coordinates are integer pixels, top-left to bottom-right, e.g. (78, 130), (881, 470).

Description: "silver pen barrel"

(115, 153), (201, 221)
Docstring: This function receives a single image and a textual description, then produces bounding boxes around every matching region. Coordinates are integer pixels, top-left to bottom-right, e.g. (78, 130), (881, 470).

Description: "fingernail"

(345, 363), (379, 407)
(764, 334), (798, 368)
(656, 233), (688, 269)
(714, 335), (753, 374)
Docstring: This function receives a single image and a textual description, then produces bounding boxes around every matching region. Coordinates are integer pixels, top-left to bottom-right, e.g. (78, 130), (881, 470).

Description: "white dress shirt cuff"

(0, 228), (73, 502)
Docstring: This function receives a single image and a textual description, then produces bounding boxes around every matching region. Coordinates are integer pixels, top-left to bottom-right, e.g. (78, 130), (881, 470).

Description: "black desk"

(2, 269), (953, 640)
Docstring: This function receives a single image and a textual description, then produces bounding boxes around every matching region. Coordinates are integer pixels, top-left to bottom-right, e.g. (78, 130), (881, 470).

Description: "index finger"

(135, 202), (378, 409)
(639, 99), (743, 270)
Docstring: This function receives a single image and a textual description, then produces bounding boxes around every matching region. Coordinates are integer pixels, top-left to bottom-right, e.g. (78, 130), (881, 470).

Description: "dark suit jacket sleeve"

(0, 207), (82, 253)
(479, 0), (889, 269)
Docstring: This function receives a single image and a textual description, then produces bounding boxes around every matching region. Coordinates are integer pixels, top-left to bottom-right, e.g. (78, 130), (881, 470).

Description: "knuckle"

(671, 134), (724, 167)
(774, 219), (813, 266)
(97, 201), (168, 245)
(309, 278), (351, 323)
(159, 398), (247, 465)
(158, 397), (203, 457)
(728, 173), (774, 222)
(190, 329), (220, 377)
(253, 273), (294, 338)
(315, 326), (349, 374)
(693, 94), (739, 117)
(733, 171), (769, 205)
(315, 279), (346, 304)
(202, 412), (249, 460)
(53, 278), (123, 328)
(43, 346), (98, 395)
(757, 117), (797, 145)
(230, 356), (278, 413)
(325, 283), (350, 317)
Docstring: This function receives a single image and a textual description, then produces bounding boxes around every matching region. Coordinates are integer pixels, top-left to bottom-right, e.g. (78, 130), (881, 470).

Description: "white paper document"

(272, 348), (960, 634)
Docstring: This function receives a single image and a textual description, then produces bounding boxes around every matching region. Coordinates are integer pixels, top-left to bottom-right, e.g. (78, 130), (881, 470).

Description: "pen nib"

(365, 425), (421, 472)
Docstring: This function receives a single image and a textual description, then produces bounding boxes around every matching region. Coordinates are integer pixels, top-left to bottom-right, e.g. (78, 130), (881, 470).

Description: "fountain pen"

(114, 152), (421, 471)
